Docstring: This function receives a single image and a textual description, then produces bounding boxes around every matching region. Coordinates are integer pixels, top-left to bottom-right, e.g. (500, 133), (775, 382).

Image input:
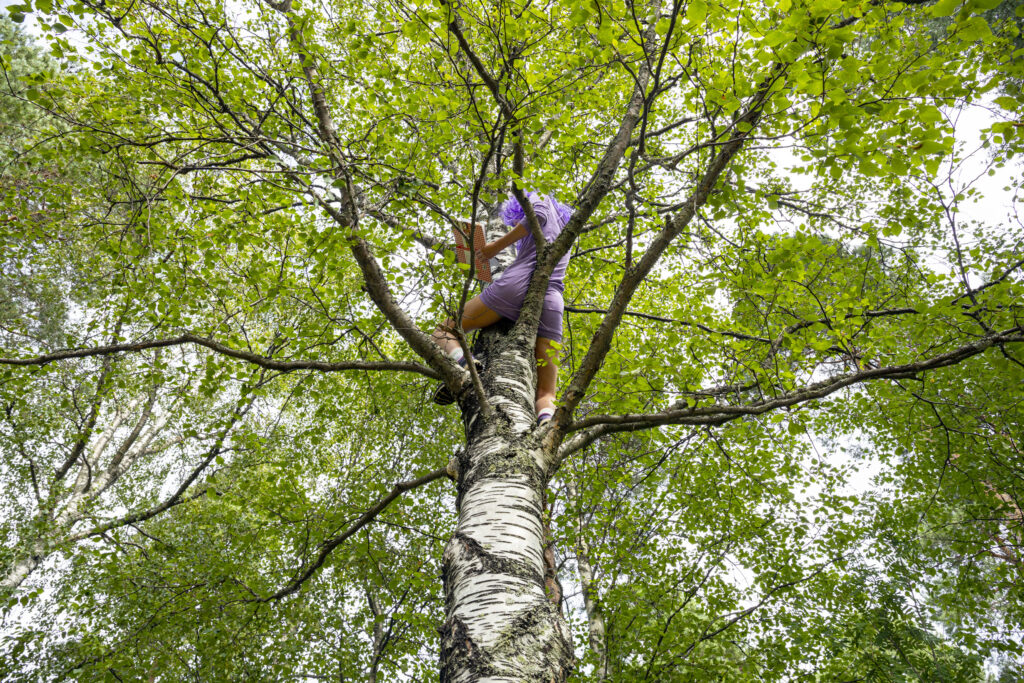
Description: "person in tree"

(431, 192), (572, 424)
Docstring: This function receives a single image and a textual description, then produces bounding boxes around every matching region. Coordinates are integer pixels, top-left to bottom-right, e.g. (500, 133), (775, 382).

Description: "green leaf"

(957, 16), (993, 42)
(764, 29), (793, 48)
(686, 0), (707, 24)
(930, 0), (960, 17)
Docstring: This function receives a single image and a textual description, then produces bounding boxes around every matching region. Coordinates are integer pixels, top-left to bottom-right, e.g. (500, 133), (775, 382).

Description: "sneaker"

(431, 357), (482, 406)
(432, 383), (456, 405)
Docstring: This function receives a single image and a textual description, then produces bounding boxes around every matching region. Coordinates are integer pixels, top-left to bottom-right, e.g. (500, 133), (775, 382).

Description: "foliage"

(0, 0), (1022, 679)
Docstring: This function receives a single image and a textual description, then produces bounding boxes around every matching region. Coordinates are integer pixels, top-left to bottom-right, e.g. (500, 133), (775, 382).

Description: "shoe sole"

(433, 384), (456, 405)
(432, 358), (484, 406)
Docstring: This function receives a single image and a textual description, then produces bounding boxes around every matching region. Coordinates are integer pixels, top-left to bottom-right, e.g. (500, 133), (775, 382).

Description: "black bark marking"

(447, 532), (544, 587)
(439, 615), (498, 682)
(470, 319), (536, 418)
(441, 317), (573, 680)
(489, 603), (576, 680)
(461, 448), (545, 495)
(438, 605), (575, 682)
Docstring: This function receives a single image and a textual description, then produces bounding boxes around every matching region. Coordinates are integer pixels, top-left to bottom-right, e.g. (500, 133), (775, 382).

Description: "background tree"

(1, 0), (1022, 680)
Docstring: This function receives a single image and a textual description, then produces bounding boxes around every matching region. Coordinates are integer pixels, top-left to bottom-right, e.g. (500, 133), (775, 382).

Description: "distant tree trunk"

(566, 479), (611, 680)
(367, 589), (384, 683)
(439, 321), (574, 682)
(1, 552), (42, 593)
(1, 403), (165, 593)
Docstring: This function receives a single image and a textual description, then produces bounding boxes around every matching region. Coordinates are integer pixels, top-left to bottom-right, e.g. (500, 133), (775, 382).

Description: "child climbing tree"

(1, 0), (1022, 679)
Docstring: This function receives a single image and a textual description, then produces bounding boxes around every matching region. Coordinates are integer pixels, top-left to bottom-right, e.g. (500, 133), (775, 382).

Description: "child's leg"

(535, 337), (558, 420)
(430, 297), (502, 406)
(432, 296), (503, 359)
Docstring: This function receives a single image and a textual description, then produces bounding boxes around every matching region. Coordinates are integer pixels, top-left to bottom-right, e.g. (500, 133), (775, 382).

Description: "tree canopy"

(1, 0), (1022, 679)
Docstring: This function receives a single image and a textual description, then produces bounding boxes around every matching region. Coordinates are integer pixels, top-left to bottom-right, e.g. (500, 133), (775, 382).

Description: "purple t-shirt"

(479, 196), (570, 332)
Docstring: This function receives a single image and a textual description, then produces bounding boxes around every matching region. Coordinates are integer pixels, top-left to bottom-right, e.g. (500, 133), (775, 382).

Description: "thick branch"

(262, 0), (464, 389)
(440, 2), (513, 119)
(313, 196), (465, 389)
(555, 61), (787, 426)
(511, 0), (669, 354)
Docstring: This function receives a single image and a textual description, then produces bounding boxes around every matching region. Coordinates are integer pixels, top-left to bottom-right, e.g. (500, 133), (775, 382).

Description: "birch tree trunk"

(1, 552), (43, 593)
(2, 402), (167, 593)
(439, 321), (574, 682)
(367, 589), (384, 683)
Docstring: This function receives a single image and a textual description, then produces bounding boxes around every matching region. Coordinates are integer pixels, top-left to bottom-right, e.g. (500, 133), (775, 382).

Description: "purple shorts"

(479, 285), (564, 342)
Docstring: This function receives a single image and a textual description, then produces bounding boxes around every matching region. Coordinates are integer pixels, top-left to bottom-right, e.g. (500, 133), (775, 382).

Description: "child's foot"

(432, 383), (456, 405)
(536, 407), (554, 425)
(431, 356), (482, 406)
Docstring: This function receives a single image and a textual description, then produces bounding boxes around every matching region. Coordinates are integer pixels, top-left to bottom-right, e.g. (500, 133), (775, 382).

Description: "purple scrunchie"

(500, 192), (573, 228)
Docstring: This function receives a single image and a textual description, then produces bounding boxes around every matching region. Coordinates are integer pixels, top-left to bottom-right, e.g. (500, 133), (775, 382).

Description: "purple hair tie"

(500, 192), (573, 228)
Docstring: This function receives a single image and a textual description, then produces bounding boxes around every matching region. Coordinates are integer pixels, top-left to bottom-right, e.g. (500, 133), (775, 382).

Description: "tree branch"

(555, 59), (789, 427)
(511, 0), (671, 360)
(559, 328), (1024, 459)
(262, 0), (465, 390)
(440, 2), (513, 119)
(565, 305), (771, 343)
(0, 334), (439, 379)
(262, 466), (449, 601)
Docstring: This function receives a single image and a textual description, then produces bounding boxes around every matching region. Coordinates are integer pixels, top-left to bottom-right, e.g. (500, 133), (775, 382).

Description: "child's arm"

(481, 223), (527, 260)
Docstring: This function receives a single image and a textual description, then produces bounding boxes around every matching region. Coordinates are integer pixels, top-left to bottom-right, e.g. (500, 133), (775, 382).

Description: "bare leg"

(432, 296), (503, 356)
(535, 337), (559, 419)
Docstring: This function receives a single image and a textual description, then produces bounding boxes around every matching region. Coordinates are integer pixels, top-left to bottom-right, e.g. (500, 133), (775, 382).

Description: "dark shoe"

(433, 383), (456, 405)
(431, 357), (482, 406)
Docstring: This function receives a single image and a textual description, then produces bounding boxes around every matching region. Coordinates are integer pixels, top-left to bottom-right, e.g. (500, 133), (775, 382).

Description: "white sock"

(448, 347), (465, 365)
(537, 407), (554, 422)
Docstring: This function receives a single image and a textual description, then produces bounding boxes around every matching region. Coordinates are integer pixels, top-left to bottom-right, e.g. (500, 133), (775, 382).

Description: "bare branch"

(565, 305), (771, 343)
(0, 334), (439, 379)
(67, 408), (244, 545)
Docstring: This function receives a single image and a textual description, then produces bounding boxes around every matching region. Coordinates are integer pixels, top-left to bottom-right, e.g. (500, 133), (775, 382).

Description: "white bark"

(2, 404), (165, 593)
(1, 552), (42, 592)
(440, 329), (573, 681)
(367, 589), (384, 683)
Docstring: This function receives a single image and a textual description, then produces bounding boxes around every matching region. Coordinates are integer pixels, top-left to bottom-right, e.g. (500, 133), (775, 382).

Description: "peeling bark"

(542, 513), (564, 608)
